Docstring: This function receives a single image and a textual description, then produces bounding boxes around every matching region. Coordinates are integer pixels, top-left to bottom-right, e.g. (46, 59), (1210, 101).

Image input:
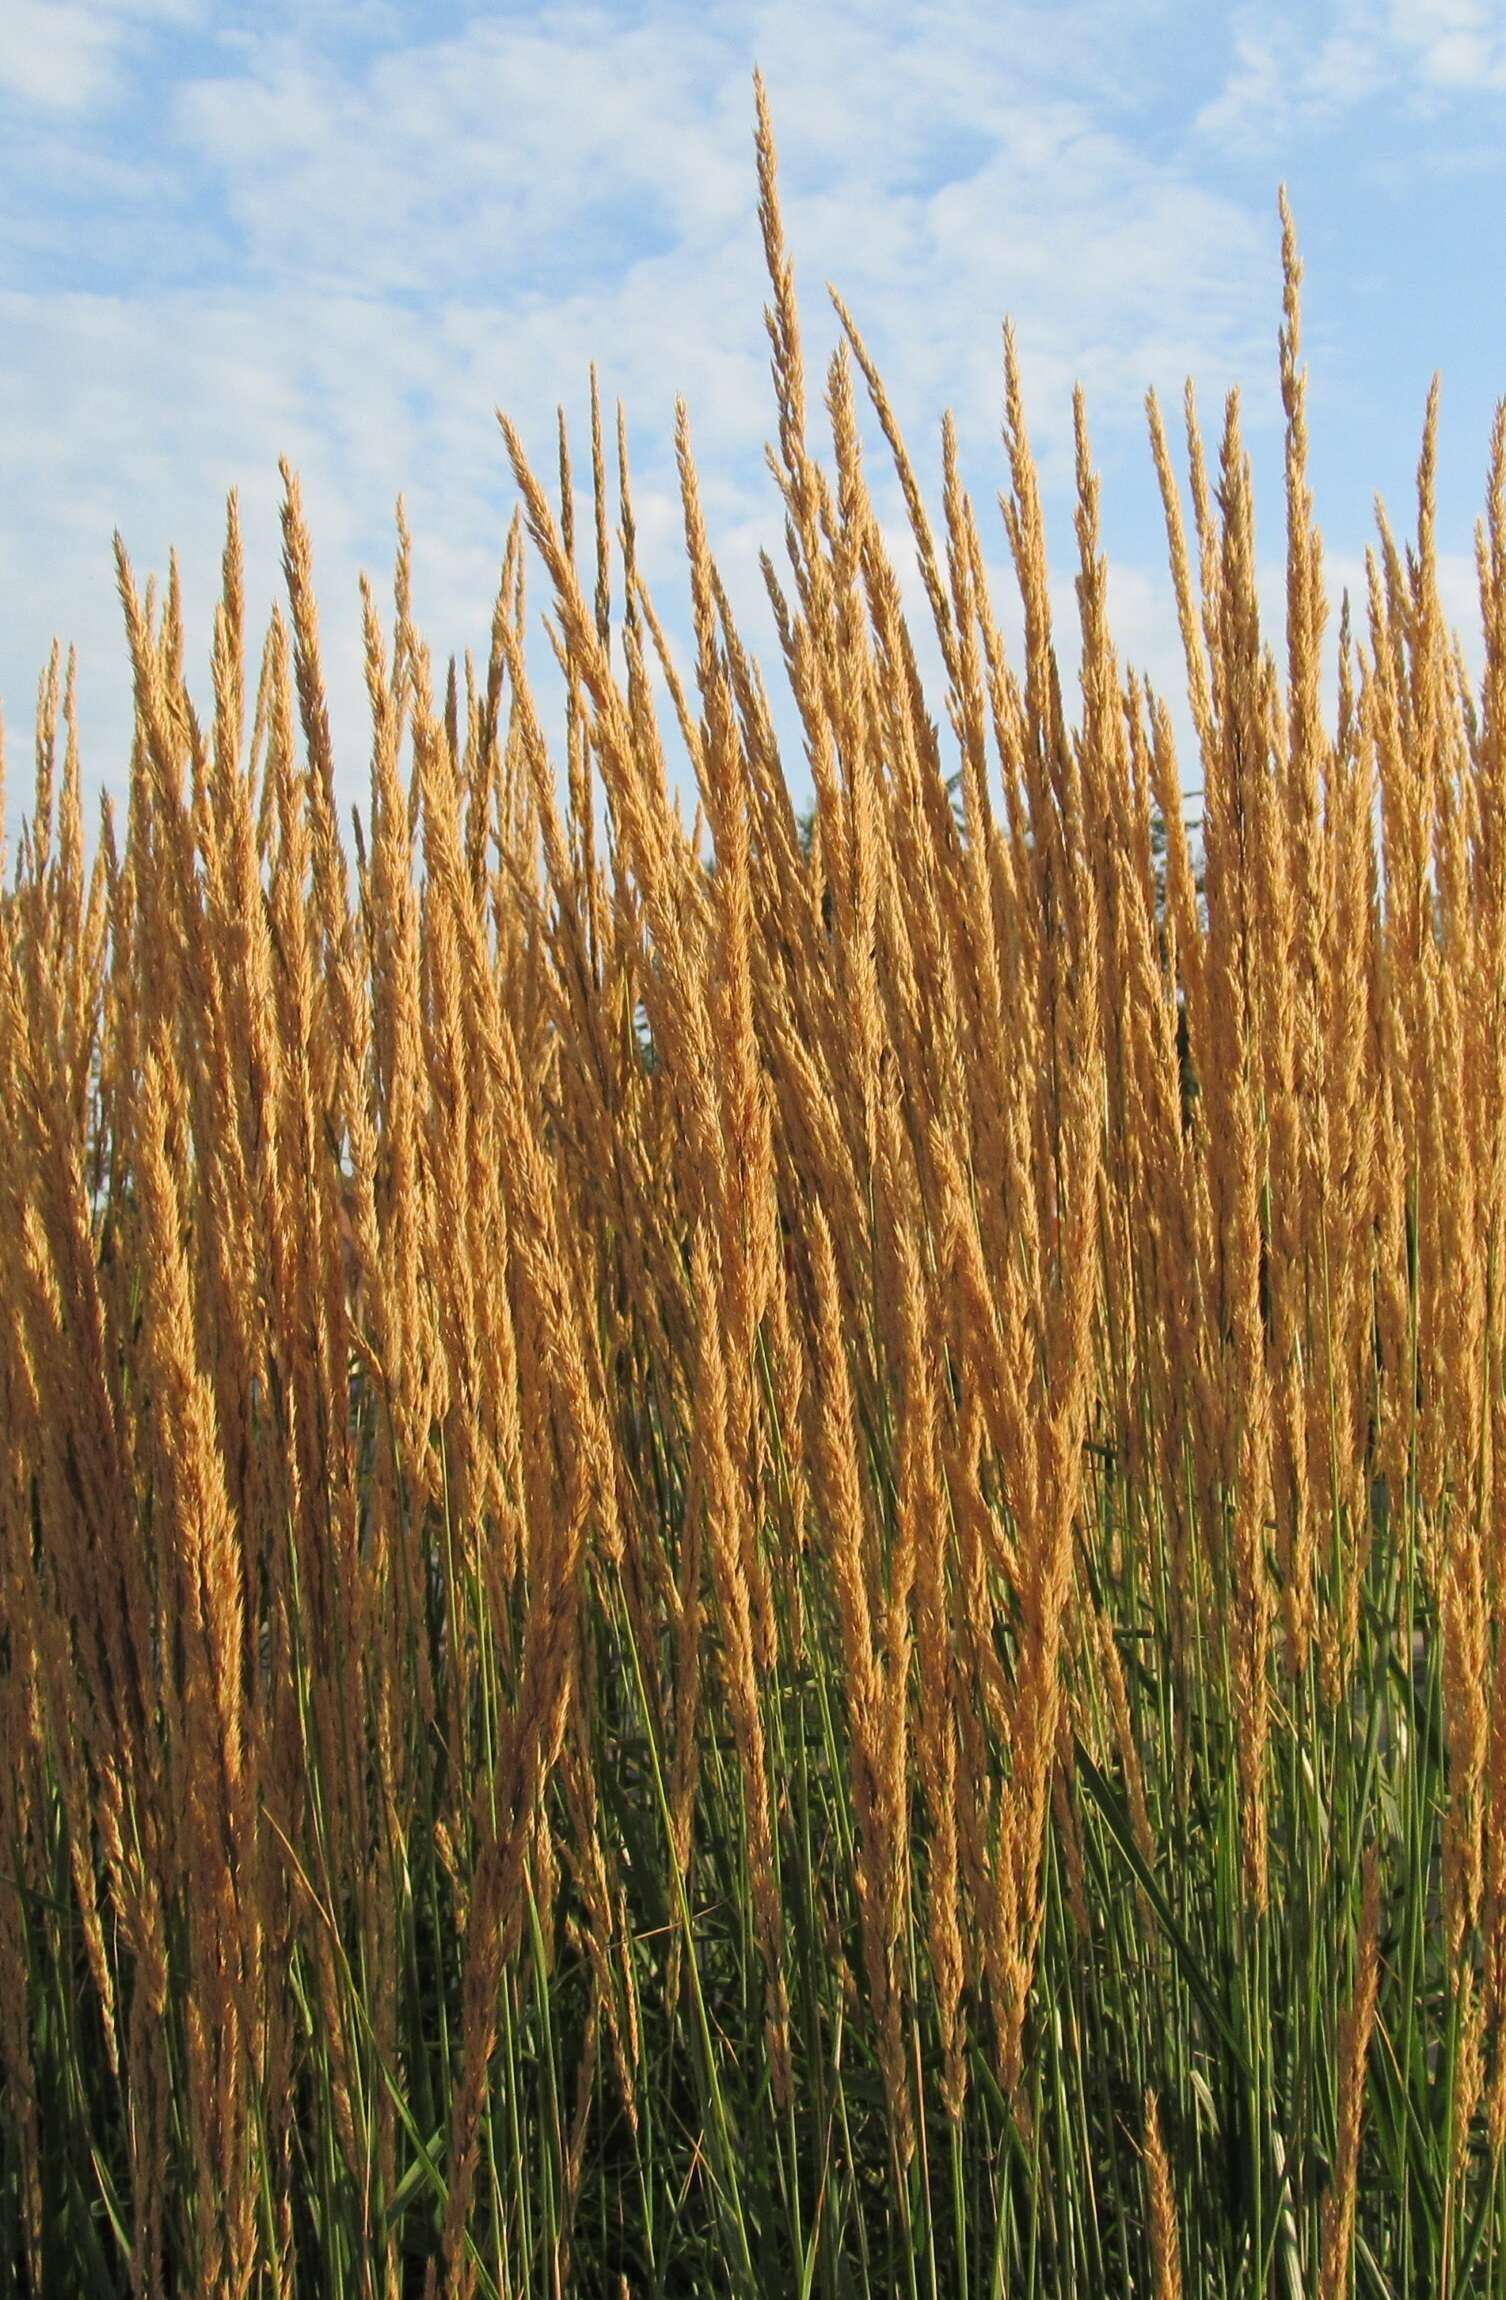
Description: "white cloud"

(2, 0), (1285, 826)
(17, 0), (1495, 843)
(1389, 0), (1506, 88)
(1, 2), (134, 112)
(0, 0), (198, 115)
(1197, 0), (1506, 148)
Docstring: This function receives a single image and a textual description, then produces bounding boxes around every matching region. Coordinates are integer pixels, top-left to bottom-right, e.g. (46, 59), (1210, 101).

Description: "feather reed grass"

(3, 81), (1505, 2296)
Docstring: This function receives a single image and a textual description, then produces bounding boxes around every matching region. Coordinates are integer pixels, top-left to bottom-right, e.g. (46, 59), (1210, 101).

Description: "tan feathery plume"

(808, 1202), (913, 2163)
(1143, 2089), (1183, 2300)
(1319, 1853), (1383, 2300)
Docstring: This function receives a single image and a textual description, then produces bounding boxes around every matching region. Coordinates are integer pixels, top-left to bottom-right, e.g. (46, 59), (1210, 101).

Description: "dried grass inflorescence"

(2, 86), (1503, 2297)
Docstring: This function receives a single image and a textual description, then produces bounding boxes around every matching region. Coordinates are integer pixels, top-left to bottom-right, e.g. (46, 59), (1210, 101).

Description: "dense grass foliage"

(5, 84), (1506, 2297)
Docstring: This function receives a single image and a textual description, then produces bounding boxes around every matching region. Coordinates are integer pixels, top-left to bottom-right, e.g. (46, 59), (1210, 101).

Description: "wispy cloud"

(2, 0), (1273, 814)
(0, 0), (198, 115)
(1, 0), (1500, 835)
(1392, 0), (1506, 90)
(1196, 0), (1506, 149)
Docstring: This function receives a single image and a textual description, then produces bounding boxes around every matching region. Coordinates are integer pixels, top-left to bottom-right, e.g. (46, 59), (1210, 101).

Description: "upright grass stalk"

(2, 83), (1505, 2298)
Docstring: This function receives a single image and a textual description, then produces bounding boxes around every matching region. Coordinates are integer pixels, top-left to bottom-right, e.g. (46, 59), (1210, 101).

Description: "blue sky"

(4, 0), (1506, 841)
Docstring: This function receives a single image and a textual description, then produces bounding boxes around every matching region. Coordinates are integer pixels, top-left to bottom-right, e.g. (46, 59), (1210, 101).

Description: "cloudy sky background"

(4, 0), (1506, 847)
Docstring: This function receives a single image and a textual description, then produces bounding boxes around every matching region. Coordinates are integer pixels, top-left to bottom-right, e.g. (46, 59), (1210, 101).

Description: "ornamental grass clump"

(5, 76), (1506, 2298)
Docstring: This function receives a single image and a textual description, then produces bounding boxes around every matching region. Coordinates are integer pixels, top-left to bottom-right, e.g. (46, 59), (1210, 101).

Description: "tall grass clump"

(5, 82), (1506, 2295)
